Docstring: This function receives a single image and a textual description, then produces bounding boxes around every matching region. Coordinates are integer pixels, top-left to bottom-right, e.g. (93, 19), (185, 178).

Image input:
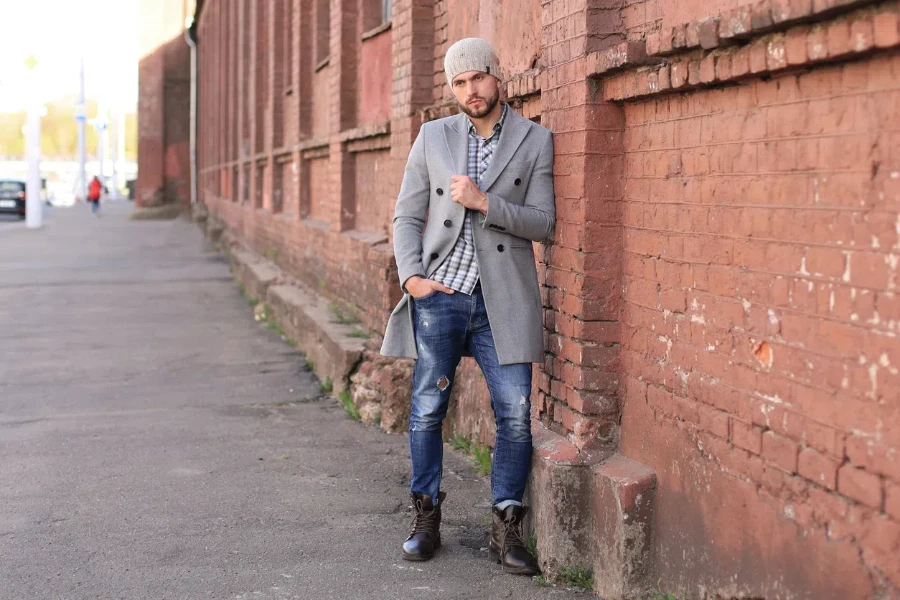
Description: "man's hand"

(405, 276), (455, 299)
(450, 175), (488, 213)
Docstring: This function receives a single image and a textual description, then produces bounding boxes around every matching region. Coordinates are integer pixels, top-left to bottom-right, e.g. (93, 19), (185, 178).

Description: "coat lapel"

(443, 113), (469, 176)
(479, 110), (530, 192)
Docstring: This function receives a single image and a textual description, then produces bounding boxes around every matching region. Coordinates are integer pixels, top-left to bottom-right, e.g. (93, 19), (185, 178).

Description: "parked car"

(0, 180), (26, 219)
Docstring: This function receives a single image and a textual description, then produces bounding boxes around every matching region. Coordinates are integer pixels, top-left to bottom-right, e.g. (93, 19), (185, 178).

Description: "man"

(381, 38), (555, 576)
(87, 176), (102, 216)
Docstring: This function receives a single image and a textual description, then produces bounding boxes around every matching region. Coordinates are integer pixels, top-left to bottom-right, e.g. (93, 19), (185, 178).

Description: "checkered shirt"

(431, 103), (509, 295)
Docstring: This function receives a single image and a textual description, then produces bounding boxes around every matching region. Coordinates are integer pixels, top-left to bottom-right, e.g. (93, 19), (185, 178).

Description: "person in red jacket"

(87, 176), (102, 216)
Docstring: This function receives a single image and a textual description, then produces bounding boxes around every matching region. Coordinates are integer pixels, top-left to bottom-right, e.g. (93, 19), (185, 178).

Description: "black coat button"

(430, 252), (439, 260)
(497, 244), (505, 252)
(514, 178), (522, 185)
(443, 219), (452, 227)
(436, 188), (444, 195)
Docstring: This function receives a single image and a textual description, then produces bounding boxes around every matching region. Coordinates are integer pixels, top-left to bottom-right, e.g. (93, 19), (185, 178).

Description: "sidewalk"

(0, 203), (588, 599)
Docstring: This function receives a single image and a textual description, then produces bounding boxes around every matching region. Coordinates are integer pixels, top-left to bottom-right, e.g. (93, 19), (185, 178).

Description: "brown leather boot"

(490, 505), (540, 575)
(402, 491), (446, 561)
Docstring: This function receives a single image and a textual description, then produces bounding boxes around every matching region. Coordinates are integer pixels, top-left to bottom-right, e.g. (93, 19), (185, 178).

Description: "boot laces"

(501, 515), (526, 549)
(410, 501), (439, 536)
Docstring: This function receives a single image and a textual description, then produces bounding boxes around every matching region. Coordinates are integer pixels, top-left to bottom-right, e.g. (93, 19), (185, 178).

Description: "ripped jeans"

(409, 284), (533, 506)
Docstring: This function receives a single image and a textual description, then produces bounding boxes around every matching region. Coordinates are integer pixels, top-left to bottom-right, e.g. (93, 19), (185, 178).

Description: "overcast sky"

(0, 0), (139, 113)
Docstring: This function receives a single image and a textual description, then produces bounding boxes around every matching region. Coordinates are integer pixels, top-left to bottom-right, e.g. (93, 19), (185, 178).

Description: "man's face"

(451, 71), (500, 119)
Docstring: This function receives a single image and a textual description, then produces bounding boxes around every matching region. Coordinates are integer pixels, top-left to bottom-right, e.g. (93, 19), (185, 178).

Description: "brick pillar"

(530, 1), (655, 596)
(539, 1), (624, 457)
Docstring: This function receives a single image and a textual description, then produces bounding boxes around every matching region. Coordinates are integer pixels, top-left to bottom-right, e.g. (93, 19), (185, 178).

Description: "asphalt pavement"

(0, 202), (588, 600)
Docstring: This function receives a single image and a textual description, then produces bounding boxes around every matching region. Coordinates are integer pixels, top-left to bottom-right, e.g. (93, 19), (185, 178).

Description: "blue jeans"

(409, 286), (533, 506)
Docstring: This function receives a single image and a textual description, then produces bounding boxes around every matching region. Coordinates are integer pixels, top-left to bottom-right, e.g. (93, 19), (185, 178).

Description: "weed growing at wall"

(338, 390), (360, 420)
(449, 434), (492, 476)
(556, 566), (593, 591)
(328, 302), (360, 325)
(644, 590), (685, 600)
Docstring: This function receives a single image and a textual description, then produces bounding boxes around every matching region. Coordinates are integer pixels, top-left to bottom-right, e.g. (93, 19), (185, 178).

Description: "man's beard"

(459, 88), (500, 119)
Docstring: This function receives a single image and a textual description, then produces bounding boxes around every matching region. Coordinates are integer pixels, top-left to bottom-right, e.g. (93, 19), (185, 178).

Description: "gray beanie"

(444, 38), (501, 87)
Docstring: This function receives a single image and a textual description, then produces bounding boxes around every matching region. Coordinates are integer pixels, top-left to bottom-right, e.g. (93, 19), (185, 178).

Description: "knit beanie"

(444, 38), (501, 87)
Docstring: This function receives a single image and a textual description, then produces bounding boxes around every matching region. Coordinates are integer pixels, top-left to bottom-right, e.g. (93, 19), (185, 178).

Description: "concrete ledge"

(530, 424), (596, 575)
(226, 243), (365, 394)
(530, 423), (656, 597)
(228, 248), (281, 304)
(267, 284), (365, 394)
(192, 203), (209, 224)
(204, 214), (226, 246)
(591, 455), (657, 598)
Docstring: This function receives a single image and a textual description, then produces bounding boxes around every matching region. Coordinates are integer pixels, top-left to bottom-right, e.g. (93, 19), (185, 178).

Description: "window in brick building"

(284, 0), (293, 89)
(272, 159), (285, 214)
(315, 0), (329, 66)
(362, 0), (391, 34)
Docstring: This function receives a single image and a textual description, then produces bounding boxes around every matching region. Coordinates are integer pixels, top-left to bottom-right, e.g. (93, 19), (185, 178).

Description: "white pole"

(117, 112), (126, 194)
(25, 56), (42, 230)
(25, 102), (43, 229)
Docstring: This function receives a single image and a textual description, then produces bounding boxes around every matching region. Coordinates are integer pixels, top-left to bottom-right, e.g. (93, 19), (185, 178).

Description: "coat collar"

(442, 104), (531, 192)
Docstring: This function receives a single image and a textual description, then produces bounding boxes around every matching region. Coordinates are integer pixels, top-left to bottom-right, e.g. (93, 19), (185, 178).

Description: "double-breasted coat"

(380, 109), (556, 365)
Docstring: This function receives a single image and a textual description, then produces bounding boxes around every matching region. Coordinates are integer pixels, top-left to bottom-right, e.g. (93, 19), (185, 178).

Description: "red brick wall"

(620, 50), (900, 594)
(183, 0), (900, 595)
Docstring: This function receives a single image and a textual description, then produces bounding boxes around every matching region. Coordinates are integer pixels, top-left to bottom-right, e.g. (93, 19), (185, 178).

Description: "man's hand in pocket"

(404, 276), (455, 299)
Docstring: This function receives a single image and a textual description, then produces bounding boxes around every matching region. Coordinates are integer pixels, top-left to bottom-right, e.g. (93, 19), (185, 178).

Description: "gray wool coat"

(380, 109), (556, 365)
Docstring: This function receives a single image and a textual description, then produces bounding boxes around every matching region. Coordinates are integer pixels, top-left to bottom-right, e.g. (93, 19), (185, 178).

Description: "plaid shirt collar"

(466, 102), (509, 140)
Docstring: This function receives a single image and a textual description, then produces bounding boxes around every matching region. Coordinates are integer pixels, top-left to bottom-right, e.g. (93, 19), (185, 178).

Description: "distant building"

(136, 0), (194, 209)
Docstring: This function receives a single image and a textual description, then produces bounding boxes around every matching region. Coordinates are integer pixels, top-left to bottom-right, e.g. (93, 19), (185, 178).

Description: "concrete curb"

(225, 242), (365, 395)
(267, 284), (365, 394)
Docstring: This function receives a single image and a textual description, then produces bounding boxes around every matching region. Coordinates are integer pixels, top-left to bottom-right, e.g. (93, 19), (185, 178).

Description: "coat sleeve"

(392, 126), (430, 289)
(481, 130), (556, 243)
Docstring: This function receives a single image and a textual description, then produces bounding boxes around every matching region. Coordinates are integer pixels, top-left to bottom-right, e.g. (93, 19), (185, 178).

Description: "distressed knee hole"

(437, 376), (450, 391)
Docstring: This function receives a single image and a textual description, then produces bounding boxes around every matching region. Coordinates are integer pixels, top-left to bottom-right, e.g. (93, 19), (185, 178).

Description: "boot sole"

(489, 550), (540, 576)
(402, 540), (440, 562)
